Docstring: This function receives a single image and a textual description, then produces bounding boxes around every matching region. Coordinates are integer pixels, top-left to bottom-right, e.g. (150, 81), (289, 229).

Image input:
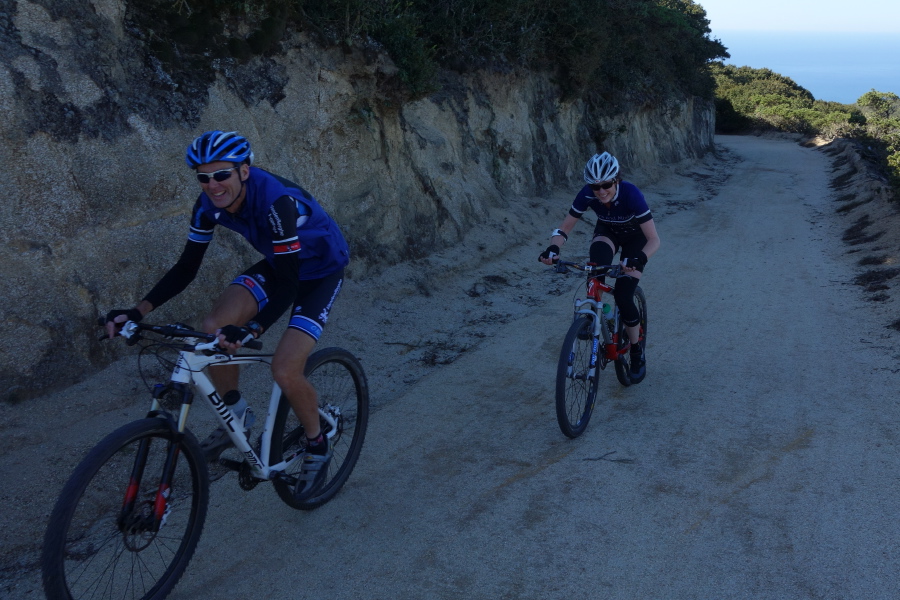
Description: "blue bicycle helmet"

(185, 130), (254, 168)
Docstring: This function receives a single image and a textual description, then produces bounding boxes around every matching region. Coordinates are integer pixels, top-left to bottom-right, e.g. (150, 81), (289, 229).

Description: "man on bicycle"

(538, 151), (660, 382)
(104, 130), (349, 501)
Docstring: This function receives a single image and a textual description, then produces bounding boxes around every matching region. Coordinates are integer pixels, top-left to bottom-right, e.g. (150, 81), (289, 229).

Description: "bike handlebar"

(98, 319), (263, 351)
(552, 261), (628, 278)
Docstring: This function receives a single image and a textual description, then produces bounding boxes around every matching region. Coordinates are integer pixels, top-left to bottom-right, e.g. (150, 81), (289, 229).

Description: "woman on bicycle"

(538, 151), (660, 382)
(103, 130), (349, 501)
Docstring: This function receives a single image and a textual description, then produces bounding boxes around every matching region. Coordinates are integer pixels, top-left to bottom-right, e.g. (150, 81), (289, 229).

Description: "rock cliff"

(0, 0), (714, 401)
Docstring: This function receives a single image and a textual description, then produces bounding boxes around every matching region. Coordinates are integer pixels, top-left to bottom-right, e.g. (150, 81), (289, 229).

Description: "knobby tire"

(556, 316), (599, 438)
(42, 418), (209, 600)
(271, 347), (369, 510)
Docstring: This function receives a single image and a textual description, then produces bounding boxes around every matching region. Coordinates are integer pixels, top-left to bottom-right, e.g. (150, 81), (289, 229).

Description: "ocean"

(715, 30), (900, 105)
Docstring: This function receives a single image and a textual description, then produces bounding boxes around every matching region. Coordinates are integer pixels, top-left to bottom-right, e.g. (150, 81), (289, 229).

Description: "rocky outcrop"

(0, 0), (714, 401)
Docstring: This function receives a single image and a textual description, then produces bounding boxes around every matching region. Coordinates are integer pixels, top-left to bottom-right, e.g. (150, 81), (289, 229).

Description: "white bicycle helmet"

(583, 152), (619, 183)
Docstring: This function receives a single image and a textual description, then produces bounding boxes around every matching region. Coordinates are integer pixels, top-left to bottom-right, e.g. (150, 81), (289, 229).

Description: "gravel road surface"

(4, 134), (899, 599)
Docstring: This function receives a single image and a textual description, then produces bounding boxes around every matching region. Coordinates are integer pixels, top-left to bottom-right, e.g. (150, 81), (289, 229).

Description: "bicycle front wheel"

(42, 418), (209, 600)
(556, 316), (600, 438)
(615, 286), (648, 386)
(272, 347), (369, 510)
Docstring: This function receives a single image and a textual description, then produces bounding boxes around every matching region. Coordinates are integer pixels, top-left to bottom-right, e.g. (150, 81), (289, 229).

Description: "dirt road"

(4, 134), (900, 599)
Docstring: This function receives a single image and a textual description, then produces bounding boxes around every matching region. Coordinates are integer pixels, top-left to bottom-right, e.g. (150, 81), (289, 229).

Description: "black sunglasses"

(590, 180), (616, 191)
(196, 167), (237, 184)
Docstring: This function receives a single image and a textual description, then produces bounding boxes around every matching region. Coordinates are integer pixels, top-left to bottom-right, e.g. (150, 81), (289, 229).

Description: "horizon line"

(712, 28), (900, 35)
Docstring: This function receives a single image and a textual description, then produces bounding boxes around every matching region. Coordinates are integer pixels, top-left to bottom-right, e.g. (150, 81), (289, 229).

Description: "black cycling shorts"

(231, 260), (344, 341)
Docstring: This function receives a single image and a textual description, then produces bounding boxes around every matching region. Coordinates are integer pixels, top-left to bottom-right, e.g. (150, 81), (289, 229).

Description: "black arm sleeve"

(253, 252), (301, 331)
(143, 240), (209, 309)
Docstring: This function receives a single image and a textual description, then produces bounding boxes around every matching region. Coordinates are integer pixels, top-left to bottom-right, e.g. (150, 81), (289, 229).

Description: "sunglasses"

(196, 167), (237, 184)
(589, 180), (616, 191)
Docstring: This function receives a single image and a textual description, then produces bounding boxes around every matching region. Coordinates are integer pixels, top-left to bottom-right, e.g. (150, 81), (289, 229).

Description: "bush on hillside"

(141, 0), (728, 106)
(858, 90), (900, 119)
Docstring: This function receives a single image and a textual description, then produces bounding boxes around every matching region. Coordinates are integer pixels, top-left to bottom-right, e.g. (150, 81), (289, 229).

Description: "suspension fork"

(117, 383), (193, 533)
(119, 437), (152, 530)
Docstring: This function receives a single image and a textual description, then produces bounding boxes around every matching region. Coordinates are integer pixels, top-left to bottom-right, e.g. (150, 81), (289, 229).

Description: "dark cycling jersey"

(189, 168), (349, 278)
(569, 180), (652, 238)
(143, 168), (349, 331)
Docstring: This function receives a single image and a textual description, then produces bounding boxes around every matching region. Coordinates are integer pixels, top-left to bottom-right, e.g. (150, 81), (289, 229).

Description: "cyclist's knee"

(271, 363), (312, 396)
(199, 311), (243, 335)
(200, 314), (222, 335)
(589, 240), (614, 265)
(271, 363), (293, 388)
(271, 353), (309, 387)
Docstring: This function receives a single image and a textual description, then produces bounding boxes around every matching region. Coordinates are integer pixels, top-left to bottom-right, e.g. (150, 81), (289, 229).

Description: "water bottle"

(224, 390), (255, 431)
(601, 302), (613, 320)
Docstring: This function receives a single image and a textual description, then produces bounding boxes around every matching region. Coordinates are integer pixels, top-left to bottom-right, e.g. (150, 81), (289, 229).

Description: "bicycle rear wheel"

(615, 286), (648, 386)
(42, 418), (209, 600)
(556, 316), (600, 438)
(272, 347), (369, 510)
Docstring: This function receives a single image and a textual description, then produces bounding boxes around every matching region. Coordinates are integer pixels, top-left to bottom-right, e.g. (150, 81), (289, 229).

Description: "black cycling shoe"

(629, 348), (646, 384)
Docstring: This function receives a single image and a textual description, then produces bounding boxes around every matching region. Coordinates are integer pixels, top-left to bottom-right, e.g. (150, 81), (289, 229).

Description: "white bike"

(42, 320), (369, 600)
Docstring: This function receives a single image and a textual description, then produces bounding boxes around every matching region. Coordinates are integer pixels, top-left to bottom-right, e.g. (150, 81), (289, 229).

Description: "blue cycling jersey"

(190, 167), (349, 280)
(570, 181), (652, 238)
(143, 168), (350, 331)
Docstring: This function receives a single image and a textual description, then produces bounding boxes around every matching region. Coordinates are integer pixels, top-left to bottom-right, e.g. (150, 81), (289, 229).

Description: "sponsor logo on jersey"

(274, 240), (301, 254)
(268, 207), (285, 237)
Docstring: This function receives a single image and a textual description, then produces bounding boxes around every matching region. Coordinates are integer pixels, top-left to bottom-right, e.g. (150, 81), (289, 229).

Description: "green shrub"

(374, 11), (438, 97)
(142, 0), (728, 104)
(712, 66), (900, 199)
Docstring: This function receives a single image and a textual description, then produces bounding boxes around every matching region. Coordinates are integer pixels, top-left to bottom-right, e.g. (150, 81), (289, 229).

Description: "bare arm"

(538, 214), (581, 265)
(639, 218), (660, 259)
(550, 214), (580, 247)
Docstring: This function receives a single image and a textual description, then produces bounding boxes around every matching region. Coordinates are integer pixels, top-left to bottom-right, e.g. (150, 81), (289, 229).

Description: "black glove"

(104, 308), (143, 325)
(219, 324), (255, 346)
(539, 244), (561, 263)
(623, 251), (648, 269)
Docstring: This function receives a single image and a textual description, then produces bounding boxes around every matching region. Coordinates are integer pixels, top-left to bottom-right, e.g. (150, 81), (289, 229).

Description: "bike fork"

(118, 435), (183, 534)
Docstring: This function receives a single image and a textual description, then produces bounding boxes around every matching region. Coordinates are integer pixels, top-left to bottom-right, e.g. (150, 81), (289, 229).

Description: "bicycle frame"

(556, 261), (636, 368)
(150, 338), (337, 482)
(43, 321), (369, 600)
(578, 275), (633, 361)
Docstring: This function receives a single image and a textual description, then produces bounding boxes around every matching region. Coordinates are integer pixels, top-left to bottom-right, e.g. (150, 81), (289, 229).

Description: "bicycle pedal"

(275, 472), (298, 487)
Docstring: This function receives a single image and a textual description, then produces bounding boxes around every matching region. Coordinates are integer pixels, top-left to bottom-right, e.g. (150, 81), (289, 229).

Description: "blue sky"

(698, 0), (900, 102)
(698, 0), (900, 33)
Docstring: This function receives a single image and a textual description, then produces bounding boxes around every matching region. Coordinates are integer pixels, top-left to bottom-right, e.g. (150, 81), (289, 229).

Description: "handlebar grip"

(244, 339), (263, 351)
